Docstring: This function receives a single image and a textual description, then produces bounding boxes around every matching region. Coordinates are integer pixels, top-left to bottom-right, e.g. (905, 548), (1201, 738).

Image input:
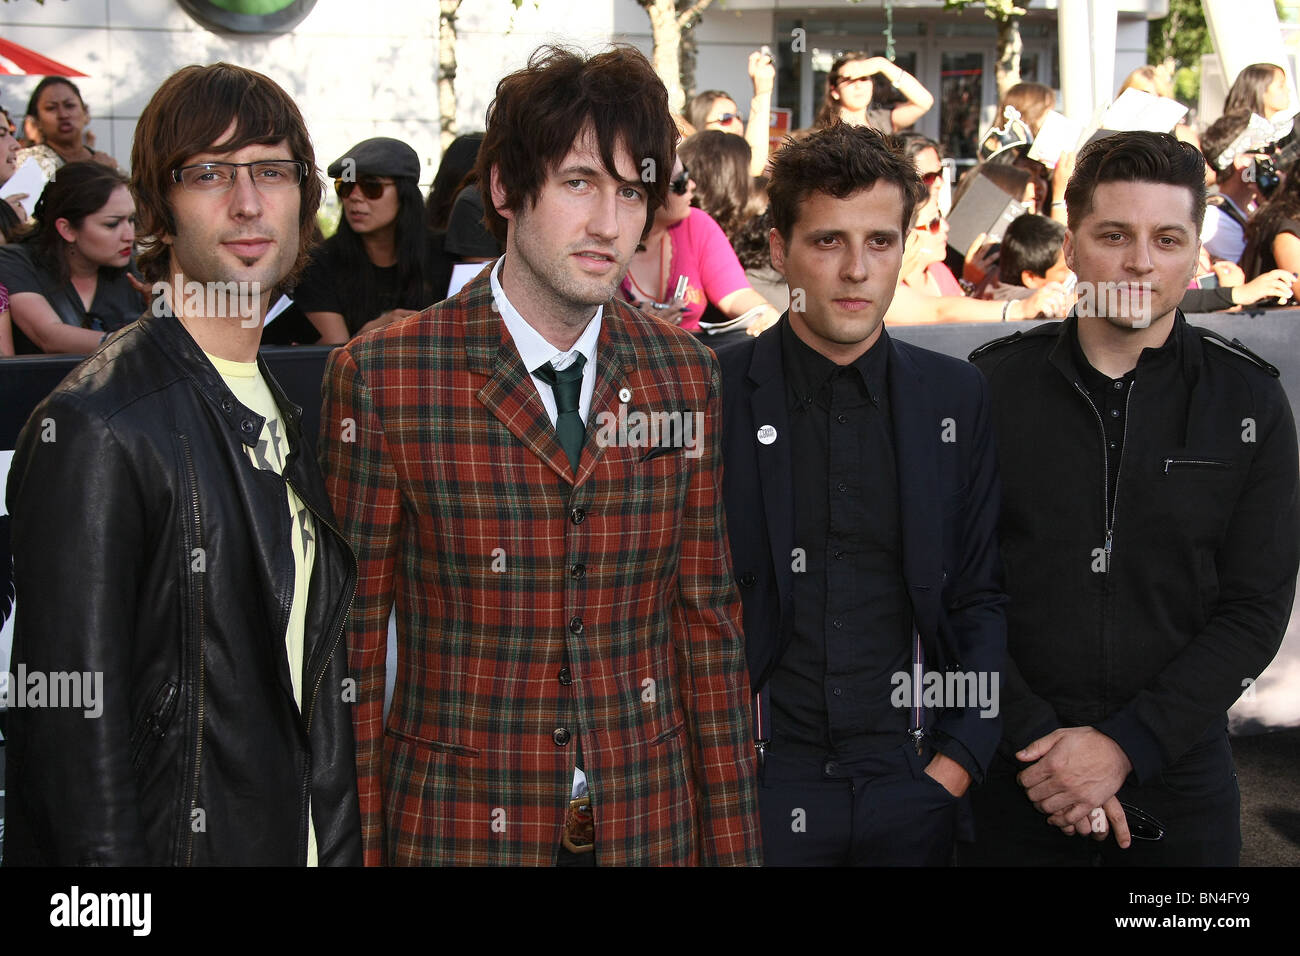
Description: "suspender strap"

(909, 628), (928, 754)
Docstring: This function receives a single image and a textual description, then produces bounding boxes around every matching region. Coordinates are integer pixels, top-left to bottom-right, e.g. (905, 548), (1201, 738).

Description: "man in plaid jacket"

(318, 45), (762, 866)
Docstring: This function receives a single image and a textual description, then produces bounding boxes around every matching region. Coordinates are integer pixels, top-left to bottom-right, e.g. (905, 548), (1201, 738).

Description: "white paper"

(1101, 88), (1188, 133)
(0, 157), (48, 216)
(264, 294), (292, 327)
(447, 262), (485, 298)
(1027, 110), (1086, 169)
(698, 303), (765, 335)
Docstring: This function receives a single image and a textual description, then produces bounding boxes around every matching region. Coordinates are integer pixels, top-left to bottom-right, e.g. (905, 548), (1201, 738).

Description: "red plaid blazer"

(319, 266), (761, 866)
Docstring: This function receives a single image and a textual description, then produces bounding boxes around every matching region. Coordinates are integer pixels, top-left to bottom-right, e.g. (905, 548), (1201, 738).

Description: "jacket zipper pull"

(1104, 530), (1113, 570)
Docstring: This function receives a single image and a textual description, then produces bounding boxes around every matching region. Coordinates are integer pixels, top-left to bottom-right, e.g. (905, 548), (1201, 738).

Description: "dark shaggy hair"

(767, 124), (925, 240)
(1200, 110), (1253, 184)
(475, 45), (677, 245)
(129, 62), (322, 284)
(999, 213), (1066, 286)
(677, 130), (758, 242)
(1242, 154), (1300, 280)
(333, 177), (436, 327)
(1225, 63), (1285, 117)
(28, 161), (131, 284)
(426, 132), (483, 231)
(1064, 130), (1206, 232)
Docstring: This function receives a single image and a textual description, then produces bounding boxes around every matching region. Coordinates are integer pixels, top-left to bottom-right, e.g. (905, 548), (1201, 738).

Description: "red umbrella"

(0, 37), (87, 76)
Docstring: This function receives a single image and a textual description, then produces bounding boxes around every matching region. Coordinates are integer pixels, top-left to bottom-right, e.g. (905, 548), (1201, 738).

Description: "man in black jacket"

(720, 124), (1007, 865)
(3, 63), (361, 865)
(965, 131), (1300, 865)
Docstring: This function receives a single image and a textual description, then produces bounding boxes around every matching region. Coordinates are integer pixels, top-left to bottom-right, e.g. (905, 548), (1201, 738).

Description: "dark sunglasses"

(920, 170), (943, 187)
(710, 112), (743, 126)
(915, 217), (943, 235)
(335, 178), (391, 200)
(670, 166), (691, 196)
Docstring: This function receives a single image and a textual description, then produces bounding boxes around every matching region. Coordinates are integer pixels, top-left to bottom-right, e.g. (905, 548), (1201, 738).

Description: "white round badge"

(757, 424), (778, 445)
(618, 387), (632, 403)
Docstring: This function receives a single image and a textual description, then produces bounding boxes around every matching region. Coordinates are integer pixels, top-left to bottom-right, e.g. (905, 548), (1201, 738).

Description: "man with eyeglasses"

(4, 62), (362, 865)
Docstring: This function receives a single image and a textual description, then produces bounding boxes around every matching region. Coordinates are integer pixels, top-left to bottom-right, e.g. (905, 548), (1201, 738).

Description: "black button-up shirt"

(769, 321), (912, 761)
(1069, 318), (1179, 520)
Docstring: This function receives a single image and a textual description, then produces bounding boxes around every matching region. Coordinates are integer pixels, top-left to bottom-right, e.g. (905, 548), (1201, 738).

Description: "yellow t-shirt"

(206, 351), (319, 867)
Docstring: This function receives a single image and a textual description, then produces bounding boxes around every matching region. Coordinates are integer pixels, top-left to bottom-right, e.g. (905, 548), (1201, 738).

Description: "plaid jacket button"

(570, 563), (586, 579)
(558, 667), (572, 685)
(569, 507), (586, 524)
(553, 728), (571, 746)
(569, 616), (584, 634)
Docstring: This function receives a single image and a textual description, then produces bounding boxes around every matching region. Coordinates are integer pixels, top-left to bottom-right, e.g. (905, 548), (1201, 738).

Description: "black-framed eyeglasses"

(171, 160), (307, 192)
(670, 166), (691, 195)
(335, 177), (393, 200)
(1119, 802), (1166, 842)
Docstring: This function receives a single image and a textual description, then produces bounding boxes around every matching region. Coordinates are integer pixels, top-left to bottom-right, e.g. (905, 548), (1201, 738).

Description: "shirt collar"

(781, 317), (888, 406)
(491, 256), (602, 373)
(1066, 311), (1180, 389)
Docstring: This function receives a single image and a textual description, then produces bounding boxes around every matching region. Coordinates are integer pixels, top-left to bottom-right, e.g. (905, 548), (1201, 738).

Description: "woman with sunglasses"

(295, 137), (451, 344)
(684, 48), (776, 178)
(621, 155), (779, 338)
(0, 161), (139, 354)
(814, 53), (933, 133)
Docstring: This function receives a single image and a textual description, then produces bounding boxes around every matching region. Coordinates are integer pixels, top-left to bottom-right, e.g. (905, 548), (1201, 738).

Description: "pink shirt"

(621, 207), (750, 332)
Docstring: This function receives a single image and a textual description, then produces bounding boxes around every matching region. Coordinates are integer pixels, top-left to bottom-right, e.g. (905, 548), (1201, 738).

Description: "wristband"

(1001, 301), (1012, 322)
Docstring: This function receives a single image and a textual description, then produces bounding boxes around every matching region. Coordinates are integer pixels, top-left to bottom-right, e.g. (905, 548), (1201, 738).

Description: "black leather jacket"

(4, 309), (362, 865)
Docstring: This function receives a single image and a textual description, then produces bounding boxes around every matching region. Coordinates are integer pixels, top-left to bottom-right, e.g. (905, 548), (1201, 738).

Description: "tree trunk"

(995, 15), (1023, 100)
(643, 0), (684, 114)
(438, 0), (461, 152)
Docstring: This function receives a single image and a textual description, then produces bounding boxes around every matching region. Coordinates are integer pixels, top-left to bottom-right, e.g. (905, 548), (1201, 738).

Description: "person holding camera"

(1199, 110), (1273, 263)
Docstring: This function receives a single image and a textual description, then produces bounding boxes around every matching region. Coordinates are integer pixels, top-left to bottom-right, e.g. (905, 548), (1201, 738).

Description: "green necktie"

(534, 354), (587, 474)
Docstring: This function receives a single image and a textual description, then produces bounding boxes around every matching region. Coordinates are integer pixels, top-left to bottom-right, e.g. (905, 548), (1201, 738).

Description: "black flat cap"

(327, 137), (420, 179)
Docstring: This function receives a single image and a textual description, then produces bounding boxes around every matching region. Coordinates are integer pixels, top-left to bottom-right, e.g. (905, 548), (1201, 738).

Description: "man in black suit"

(718, 124), (1007, 865)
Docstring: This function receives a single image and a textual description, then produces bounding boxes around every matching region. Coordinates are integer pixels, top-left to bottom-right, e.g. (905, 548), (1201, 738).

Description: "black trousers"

(758, 743), (961, 866)
(957, 730), (1241, 866)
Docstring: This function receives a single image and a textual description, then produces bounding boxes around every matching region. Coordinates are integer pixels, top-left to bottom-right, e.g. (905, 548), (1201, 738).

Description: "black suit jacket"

(718, 318), (1008, 779)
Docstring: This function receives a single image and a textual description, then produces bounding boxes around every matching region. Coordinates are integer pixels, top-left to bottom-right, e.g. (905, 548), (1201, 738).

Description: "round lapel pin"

(757, 424), (777, 445)
(618, 387), (632, 403)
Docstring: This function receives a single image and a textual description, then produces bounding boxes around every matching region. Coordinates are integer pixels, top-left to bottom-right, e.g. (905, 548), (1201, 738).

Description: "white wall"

(0, 0), (629, 184)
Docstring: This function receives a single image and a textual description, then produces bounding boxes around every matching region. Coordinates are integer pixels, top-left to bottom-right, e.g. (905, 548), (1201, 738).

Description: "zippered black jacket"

(4, 309), (362, 865)
(971, 313), (1300, 783)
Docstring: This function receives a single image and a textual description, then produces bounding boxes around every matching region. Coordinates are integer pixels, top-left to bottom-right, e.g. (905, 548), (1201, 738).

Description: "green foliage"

(1148, 0), (1212, 72)
(943, 0), (1027, 21)
(1148, 0), (1212, 107)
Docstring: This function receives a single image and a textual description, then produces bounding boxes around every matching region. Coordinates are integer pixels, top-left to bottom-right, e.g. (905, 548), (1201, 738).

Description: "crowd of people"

(3, 54), (1297, 360)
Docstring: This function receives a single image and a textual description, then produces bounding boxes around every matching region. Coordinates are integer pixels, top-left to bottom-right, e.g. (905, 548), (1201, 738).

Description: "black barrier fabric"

(0, 345), (336, 451)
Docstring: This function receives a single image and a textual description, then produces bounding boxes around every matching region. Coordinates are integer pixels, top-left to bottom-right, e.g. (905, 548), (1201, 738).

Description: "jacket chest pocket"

(1162, 457), (1233, 474)
(1151, 452), (1241, 542)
